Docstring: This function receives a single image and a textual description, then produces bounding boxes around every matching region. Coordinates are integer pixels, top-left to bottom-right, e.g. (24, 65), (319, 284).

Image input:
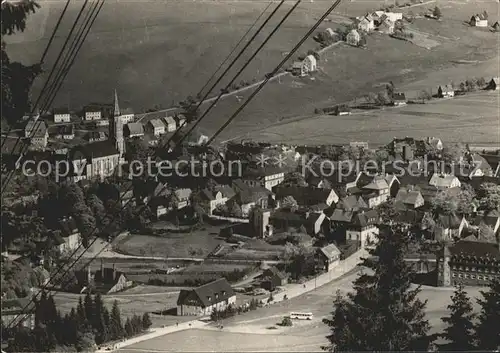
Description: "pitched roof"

(71, 140), (119, 159)
(263, 266), (287, 280)
(232, 186), (271, 205)
(214, 185), (236, 199)
(396, 188), (423, 206)
(53, 107), (70, 115)
(52, 124), (74, 135)
(429, 173), (459, 188)
(449, 240), (500, 260)
(319, 243), (341, 259)
(126, 122), (144, 135)
(275, 186), (335, 206)
(439, 84), (454, 92)
(436, 214), (463, 229)
(174, 188), (192, 200)
(148, 118), (165, 129)
(363, 175), (389, 190)
(331, 208), (354, 222)
(177, 278), (235, 307)
(351, 210), (378, 227)
(164, 116), (176, 125)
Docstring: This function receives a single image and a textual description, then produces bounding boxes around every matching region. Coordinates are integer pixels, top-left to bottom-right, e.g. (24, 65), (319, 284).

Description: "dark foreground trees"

(323, 225), (434, 351)
(2, 293), (152, 352)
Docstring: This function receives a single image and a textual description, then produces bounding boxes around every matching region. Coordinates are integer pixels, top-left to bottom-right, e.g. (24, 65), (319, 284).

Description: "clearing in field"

(239, 90), (500, 146)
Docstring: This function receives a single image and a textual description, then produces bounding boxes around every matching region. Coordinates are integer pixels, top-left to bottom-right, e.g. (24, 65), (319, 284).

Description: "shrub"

(280, 316), (293, 326)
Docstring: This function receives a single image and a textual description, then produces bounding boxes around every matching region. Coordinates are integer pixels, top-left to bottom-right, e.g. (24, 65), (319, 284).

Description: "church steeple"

(110, 89), (125, 157)
(113, 89), (121, 117)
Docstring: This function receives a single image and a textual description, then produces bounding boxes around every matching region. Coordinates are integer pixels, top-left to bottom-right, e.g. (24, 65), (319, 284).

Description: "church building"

(69, 90), (126, 182)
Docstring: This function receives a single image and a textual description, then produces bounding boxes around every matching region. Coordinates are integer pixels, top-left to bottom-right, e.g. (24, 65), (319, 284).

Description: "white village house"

(292, 55), (317, 77)
(346, 29), (361, 46)
(53, 108), (71, 123)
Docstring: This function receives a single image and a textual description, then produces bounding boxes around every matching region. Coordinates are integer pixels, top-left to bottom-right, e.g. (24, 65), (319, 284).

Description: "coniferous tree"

(124, 318), (133, 337)
(437, 285), (476, 351)
(475, 278), (500, 350)
(142, 312), (152, 330)
(93, 293), (108, 344)
(323, 225), (433, 351)
(83, 292), (94, 327)
(109, 300), (124, 340)
(76, 296), (87, 328)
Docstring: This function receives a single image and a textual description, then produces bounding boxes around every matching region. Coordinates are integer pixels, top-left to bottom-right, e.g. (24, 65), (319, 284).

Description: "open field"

(236, 90), (500, 146)
(118, 268), (486, 352)
(115, 232), (225, 258)
(6, 0), (498, 144)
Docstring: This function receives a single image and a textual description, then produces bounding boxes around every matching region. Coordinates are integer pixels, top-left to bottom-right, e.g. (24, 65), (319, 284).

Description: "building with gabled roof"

(176, 278), (236, 316)
(317, 243), (341, 271)
(275, 186), (338, 208)
(469, 14), (488, 27)
(438, 84), (455, 98)
(429, 173), (461, 189)
(163, 116), (177, 133)
(125, 122), (145, 138)
(146, 118), (166, 136)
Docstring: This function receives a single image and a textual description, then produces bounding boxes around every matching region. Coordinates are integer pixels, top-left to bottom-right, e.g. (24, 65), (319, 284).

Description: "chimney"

(101, 259), (104, 278)
(112, 263), (116, 281)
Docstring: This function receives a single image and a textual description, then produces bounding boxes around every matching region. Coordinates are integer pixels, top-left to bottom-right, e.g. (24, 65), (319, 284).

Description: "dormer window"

(215, 293), (219, 299)
(207, 296), (211, 301)
(222, 291), (226, 295)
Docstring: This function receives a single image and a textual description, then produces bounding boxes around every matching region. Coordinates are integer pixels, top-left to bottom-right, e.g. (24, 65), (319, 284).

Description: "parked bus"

(289, 312), (313, 320)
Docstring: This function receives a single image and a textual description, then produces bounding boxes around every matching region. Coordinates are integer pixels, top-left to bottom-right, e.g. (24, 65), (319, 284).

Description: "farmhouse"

(125, 122), (145, 138)
(357, 16), (374, 32)
(25, 119), (48, 149)
(334, 105), (351, 116)
(147, 119), (166, 136)
(120, 107), (135, 123)
(437, 84), (454, 98)
(331, 209), (379, 248)
(429, 173), (461, 189)
(53, 124), (75, 140)
(175, 114), (187, 128)
(53, 107), (71, 123)
(95, 119), (109, 127)
(317, 243), (341, 271)
(163, 116), (177, 132)
(392, 93), (406, 106)
(378, 17), (395, 34)
(83, 105), (102, 120)
(346, 29), (361, 46)
(395, 187), (424, 209)
(434, 214), (469, 242)
(261, 266), (288, 291)
(437, 240), (500, 287)
(469, 14), (488, 27)
(176, 278), (236, 316)
(488, 77), (499, 90)
(56, 217), (82, 253)
(324, 27), (335, 38)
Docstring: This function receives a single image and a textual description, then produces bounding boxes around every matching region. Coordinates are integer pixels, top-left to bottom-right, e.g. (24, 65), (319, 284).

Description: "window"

(458, 274), (463, 278)
(452, 273), (456, 278)
(222, 291), (226, 295)
(464, 274), (469, 279)
(207, 296), (211, 301)
(471, 275), (475, 279)
(215, 293), (219, 299)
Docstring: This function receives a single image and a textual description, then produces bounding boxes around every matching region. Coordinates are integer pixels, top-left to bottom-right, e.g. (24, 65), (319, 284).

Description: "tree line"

(2, 291), (152, 352)
(322, 225), (500, 351)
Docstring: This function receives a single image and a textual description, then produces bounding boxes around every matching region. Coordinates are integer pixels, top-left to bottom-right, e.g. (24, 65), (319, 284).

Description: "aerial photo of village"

(1, 0), (499, 351)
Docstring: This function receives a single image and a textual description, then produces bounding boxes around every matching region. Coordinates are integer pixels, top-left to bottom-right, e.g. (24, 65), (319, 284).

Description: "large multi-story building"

(437, 240), (500, 287)
(176, 278), (236, 316)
